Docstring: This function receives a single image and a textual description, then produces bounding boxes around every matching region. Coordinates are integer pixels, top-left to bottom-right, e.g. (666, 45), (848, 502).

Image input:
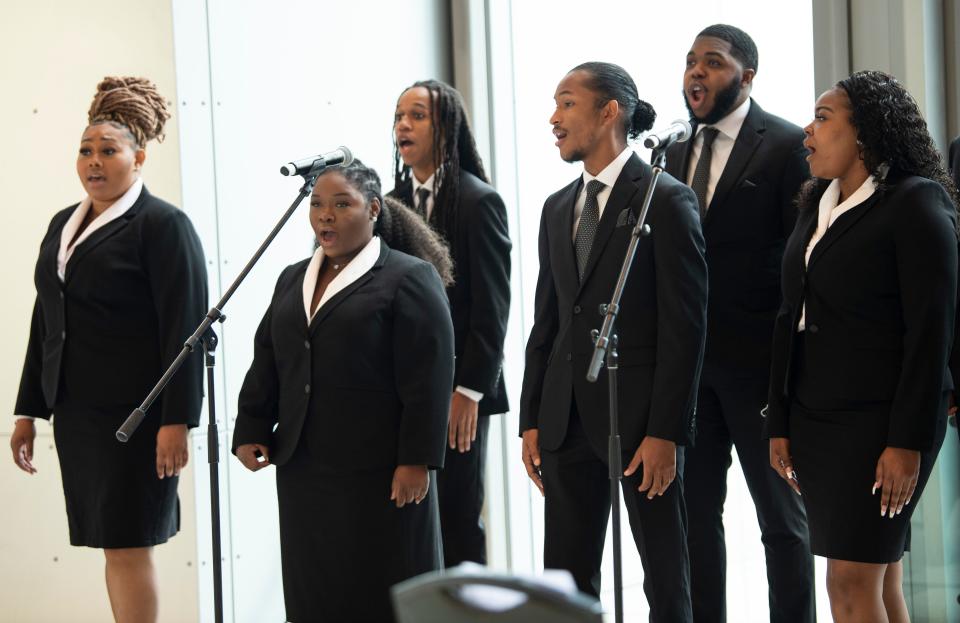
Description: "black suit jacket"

(15, 186), (207, 426)
(766, 175), (957, 451)
(666, 99), (809, 374)
(519, 153), (708, 454)
(231, 243), (455, 470)
(388, 170), (511, 416)
(948, 137), (960, 399)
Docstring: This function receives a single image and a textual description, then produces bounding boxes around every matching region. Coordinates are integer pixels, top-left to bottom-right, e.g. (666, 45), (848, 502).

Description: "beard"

(684, 73), (744, 125)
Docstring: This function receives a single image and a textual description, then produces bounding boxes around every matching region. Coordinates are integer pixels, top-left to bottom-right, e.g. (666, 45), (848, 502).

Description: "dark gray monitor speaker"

(392, 569), (604, 623)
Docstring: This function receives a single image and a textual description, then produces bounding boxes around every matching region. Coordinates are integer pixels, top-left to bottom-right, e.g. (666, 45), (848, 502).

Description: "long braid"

(88, 76), (170, 147)
(393, 80), (489, 252)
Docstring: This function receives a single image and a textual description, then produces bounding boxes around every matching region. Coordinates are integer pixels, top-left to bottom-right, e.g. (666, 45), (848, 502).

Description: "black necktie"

(415, 187), (430, 219)
(690, 127), (720, 217)
(574, 179), (605, 281)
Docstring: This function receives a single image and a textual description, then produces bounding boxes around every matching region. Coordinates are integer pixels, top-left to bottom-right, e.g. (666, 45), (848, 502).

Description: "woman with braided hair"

(10, 77), (207, 623)
(233, 158), (453, 622)
(766, 70), (958, 622)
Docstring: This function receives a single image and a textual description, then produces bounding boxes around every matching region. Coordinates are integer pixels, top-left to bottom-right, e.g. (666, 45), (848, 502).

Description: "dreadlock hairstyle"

(796, 70), (960, 229)
(87, 76), (171, 148)
(392, 80), (489, 244)
(570, 62), (656, 141)
(323, 158), (454, 285)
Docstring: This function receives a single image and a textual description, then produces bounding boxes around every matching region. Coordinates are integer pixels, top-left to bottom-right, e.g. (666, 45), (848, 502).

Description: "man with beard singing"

(664, 24), (814, 623)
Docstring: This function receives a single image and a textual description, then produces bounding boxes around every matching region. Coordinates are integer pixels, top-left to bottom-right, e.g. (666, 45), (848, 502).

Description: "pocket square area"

(616, 208), (637, 227)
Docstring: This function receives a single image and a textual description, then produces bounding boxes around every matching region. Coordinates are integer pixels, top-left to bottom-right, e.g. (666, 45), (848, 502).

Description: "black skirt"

(789, 399), (945, 562)
(52, 403), (180, 548)
(276, 442), (443, 623)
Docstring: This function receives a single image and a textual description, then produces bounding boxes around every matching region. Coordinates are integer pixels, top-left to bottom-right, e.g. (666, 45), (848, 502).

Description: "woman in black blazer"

(232, 159), (454, 623)
(10, 77), (207, 622)
(766, 71), (958, 622)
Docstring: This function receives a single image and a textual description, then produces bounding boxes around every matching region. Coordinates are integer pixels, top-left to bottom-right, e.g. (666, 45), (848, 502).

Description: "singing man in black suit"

(664, 24), (814, 622)
(389, 80), (512, 566)
(520, 62), (707, 621)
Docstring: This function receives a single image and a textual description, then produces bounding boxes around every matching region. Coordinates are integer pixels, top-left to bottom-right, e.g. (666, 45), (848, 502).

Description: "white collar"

(582, 147), (633, 188)
(57, 177), (144, 281)
(818, 175), (877, 222)
(303, 236), (382, 322)
(696, 97), (751, 142)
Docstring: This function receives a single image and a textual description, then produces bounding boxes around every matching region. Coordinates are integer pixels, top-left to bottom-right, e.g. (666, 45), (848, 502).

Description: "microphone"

(643, 119), (692, 150)
(280, 146), (353, 176)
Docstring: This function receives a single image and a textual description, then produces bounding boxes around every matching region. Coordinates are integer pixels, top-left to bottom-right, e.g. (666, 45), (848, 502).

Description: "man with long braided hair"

(11, 77), (207, 623)
(389, 79), (511, 567)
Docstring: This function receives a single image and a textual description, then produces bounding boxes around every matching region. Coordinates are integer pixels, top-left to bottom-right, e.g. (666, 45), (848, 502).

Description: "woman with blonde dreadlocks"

(10, 77), (207, 623)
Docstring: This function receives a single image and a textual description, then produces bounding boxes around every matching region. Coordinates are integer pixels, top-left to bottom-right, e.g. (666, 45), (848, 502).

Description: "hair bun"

(87, 76), (171, 146)
(631, 99), (656, 135)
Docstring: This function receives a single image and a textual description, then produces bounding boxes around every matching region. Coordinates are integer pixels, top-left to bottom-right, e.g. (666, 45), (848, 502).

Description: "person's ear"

(602, 99), (620, 127)
(134, 148), (146, 171)
(369, 197), (381, 222)
(741, 69), (756, 88)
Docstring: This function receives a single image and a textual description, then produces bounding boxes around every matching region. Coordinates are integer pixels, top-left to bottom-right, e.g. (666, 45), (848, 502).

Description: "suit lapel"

(550, 178), (582, 289)
(64, 190), (147, 283)
(706, 101), (764, 224)
(40, 211), (72, 284)
(308, 245), (388, 333)
(577, 154), (644, 290)
(666, 127), (696, 182)
(806, 191), (883, 271)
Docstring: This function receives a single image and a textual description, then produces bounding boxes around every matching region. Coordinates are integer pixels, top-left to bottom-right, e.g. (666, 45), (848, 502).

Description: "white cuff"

(15, 416), (36, 421)
(455, 386), (484, 402)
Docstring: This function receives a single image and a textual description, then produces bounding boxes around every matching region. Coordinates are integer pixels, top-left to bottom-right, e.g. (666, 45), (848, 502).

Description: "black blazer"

(766, 175), (957, 451)
(15, 186), (207, 426)
(388, 170), (511, 416)
(666, 99), (809, 374)
(519, 153), (708, 453)
(231, 243), (455, 470)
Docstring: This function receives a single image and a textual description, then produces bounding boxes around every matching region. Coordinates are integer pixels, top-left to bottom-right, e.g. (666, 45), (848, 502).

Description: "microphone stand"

(115, 169), (325, 623)
(585, 146), (667, 623)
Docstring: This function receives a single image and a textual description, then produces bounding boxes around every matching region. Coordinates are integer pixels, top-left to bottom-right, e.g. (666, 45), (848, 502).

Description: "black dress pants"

(685, 363), (814, 623)
(541, 406), (693, 622)
(437, 414), (490, 566)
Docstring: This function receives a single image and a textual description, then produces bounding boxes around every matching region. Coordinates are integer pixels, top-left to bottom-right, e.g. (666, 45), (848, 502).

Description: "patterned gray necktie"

(690, 127), (720, 217)
(574, 179), (605, 281)
(415, 187), (430, 219)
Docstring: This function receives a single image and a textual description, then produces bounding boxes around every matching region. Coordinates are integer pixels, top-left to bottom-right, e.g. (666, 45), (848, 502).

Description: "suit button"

(304, 340), (311, 349)
(304, 384), (311, 393)
(59, 291), (64, 300)
(61, 331), (66, 340)
(807, 324), (819, 334)
(573, 305), (582, 314)
(566, 353), (572, 361)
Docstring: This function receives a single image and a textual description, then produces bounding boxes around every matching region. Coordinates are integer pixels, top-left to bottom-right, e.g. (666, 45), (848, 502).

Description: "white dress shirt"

(57, 177), (144, 281)
(412, 170), (437, 221)
(685, 98), (751, 210)
(572, 146), (634, 239)
(797, 175), (877, 331)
